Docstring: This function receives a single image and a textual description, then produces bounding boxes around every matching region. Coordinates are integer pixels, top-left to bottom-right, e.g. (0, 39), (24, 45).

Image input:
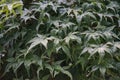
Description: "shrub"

(0, 0), (120, 80)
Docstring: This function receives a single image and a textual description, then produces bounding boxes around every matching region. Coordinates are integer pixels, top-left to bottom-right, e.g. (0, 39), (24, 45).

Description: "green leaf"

(55, 66), (73, 80)
(13, 60), (24, 73)
(93, 43), (112, 63)
(2, 63), (13, 75)
(61, 70), (73, 80)
(37, 67), (43, 80)
(24, 59), (35, 77)
(45, 64), (54, 75)
(41, 75), (49, 80)
(91, 65), (99, 72)
(62, 45), (71, 59)
(27, 34), (48, 54)
(77, 12), (96, 24)
(64, 32), (81, 45)
(53, 71), (59, 77)
(99, 67), (106, 76)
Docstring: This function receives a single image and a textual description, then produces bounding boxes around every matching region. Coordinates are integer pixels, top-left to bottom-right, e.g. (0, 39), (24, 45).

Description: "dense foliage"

(0, 0), (120, 80)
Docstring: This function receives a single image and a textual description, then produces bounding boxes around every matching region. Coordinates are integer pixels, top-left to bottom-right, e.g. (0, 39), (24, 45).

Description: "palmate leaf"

(4, 23), (19, 34)
(91, 65), (106, 77)
(80, 46), (94, 56)
(33, 2), (47, 10)
(64, 32), (81, 45)
(82, 31), (104, 43)
(67, 8), (80, 18)
(8, 1), (23, 11)
(34, 1), (58, 12)
(81, 42), (112, 61)
(48, 2), (58, 13)
(23, 55), (40, 77)
(60, 22), (75, 29)
(102, 26), (119, 39)
(53, 60), (64, 77)
(91, 62), (114, 77)
(76, 12), (96, 24)
(27, 34), (48, 54)
(55, 65), (73, 80)
(94, 12), (118, 22)
(51, 20), (61, 28)
(2, 58), (24, 77)
(82, 26), (119, 43)
(111, 42), (120, 52)
(114, 42), (120, 49)
(53, 37), (61, 46)
(21, 9), (36, 23)
(51, 20), (75, 29)
(92, 43), (112, 63)
(58, 0), (75, 6)
(0, 0), (23, 22)
(82, 2), (104, 11)
(94, 2), (104, 11)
